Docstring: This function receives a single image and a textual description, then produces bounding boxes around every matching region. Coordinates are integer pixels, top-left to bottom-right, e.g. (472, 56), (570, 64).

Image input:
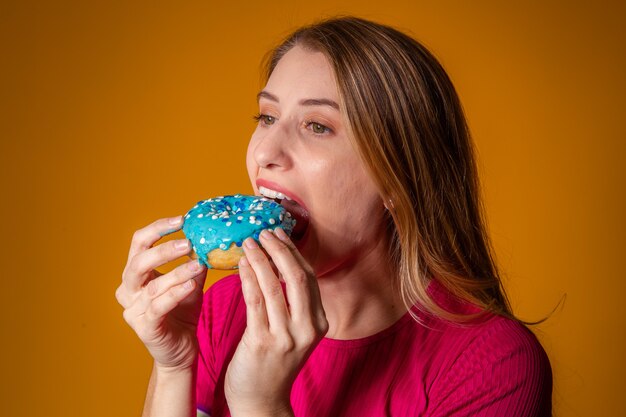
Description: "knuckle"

(131, 229), (144, 245)
(122, 309), (134, 326)
(158, 241), (172, 257)
(265, 283), (283, 298)
(115, 286), (124, 305)
(167, 287), (180, 300)
(276, 334), (296, 353)
(126, 256), (142, 275)
(247, 293), (264, 309)
(175, 262), (195, 280)
(274, 243), (291, 256)
(144, 303), (162, 322)
(291, 270), (308, 286)
(248, 250), (268, 265)
(300, 328), (317, 346)
(246, 334), (269, 354)
(317, 316), (330, 335)
(146, 279), (159, 297)
(319, 322), (330, 336)
(115, 286), (133, 308)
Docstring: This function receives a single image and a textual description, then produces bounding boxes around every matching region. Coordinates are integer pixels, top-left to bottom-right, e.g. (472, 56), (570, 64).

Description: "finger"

(143, 278), (198, 323)
(123, 239), (192, 292)
(127, 216), (184, 262)
(259, 229), (315, 322)
(238, 255), (269, 334)
(131, 259), (206, 313)
(242, 237), (290, 330)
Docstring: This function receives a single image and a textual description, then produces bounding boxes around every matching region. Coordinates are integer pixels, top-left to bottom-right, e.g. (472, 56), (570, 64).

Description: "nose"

(251, 123), (291, 170)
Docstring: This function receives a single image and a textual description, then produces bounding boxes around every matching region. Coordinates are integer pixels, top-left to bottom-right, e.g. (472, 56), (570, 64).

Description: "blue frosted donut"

(182, 194), (296, 269)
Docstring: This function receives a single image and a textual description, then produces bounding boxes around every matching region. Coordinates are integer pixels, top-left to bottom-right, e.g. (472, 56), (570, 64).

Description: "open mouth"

(259, 185), (310, 241)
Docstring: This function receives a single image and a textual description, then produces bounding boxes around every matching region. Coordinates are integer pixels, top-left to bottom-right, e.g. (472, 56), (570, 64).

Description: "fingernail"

(239, 256), (249, 267)
(274, 228), (290, 242)
(175, 240), (190, 250)
(260, 229), (275, 240)
(188, 260), (202, 271)
(244, 238), (258, 249)
(169, 216), (183, 226)
(183, 279), (195, 290)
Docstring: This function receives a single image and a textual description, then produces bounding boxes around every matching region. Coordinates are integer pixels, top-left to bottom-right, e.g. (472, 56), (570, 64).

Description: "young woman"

(117, 17), (552, 417)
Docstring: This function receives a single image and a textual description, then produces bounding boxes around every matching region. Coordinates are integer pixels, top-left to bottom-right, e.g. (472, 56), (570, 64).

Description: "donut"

(181, 194), (296, 269)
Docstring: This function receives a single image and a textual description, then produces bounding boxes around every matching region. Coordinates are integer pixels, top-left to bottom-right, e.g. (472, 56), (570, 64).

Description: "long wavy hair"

(263, 16), (516, 322)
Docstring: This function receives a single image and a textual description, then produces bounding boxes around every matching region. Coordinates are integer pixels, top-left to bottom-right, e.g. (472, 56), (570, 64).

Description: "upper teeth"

(259, 186), (292, 201)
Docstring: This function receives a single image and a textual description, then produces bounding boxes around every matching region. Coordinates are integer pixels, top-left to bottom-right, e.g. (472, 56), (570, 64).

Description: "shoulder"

(453, 315), (550, 373)
(428, 315), (553, 416)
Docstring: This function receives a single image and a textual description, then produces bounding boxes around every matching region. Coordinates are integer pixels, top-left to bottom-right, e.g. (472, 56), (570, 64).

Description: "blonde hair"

(264, 17), (515, 322)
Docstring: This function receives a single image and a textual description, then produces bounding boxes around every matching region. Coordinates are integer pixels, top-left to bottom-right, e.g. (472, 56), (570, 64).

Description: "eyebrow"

(257, 90), (340, 111)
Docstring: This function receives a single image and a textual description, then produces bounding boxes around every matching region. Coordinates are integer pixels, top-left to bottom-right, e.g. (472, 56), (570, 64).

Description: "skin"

(116, 45), (406, 416)
(247, 45), (405, 339)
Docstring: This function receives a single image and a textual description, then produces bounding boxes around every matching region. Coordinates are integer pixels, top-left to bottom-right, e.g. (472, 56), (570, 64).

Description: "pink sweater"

(196, 275), (552, 416)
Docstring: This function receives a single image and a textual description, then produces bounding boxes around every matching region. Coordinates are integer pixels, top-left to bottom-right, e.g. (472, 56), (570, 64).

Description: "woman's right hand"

(116, 216), (208, 371)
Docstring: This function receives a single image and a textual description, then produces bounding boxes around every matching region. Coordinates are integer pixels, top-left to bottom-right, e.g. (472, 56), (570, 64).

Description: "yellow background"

(1, 1), (624, 416)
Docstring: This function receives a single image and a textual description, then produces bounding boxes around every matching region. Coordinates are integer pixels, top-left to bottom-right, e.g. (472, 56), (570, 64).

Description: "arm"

(115, 217), (208, 417)
(142, 364), (197, 417)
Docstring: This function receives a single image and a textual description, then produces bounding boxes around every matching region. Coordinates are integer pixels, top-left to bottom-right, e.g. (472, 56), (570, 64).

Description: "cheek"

(245, 140), (258, 190)
(339, 193), (383, 237)
(318, 168), (383, 240)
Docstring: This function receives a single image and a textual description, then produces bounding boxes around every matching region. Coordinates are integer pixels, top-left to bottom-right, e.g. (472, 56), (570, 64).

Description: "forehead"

(264, 46), (338, 101)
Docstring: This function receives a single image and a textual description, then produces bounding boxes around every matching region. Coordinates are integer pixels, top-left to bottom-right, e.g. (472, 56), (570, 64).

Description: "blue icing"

(181, 194), (296, 269)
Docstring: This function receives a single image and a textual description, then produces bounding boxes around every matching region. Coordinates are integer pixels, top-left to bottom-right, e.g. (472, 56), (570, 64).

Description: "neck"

(316, 239), (407, 340)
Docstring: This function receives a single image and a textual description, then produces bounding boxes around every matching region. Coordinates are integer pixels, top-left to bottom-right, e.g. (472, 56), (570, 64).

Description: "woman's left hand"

(224, 228), (329, 417)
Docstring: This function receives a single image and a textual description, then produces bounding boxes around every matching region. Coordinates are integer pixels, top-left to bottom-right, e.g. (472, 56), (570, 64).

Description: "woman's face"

(246, 45), (387, 277)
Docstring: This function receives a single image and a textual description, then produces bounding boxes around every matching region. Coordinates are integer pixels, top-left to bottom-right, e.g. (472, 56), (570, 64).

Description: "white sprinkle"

(286, 212), (292, 218)
(200, 237), (206, 244)
(249, 219), (255, 224)
(219, 243), (226, 250)
(250, 210), (256, 214)
(279, 214), (284, 221)
(212, 215), (218, 219)
(185, 214), (190, 219)
(226, 222), (232, 226)
(237, 216), (243, 220)
(197, 213), (204, 218)
(192, 246), (197, 252)
(269, 218), (276, 224)
(255, 220), (261, 225)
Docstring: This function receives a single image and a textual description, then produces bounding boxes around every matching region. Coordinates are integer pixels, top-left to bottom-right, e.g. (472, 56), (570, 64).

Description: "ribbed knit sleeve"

(426, 319), (553, 417)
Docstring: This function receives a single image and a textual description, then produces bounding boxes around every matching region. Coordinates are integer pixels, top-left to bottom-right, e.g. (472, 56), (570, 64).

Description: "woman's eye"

(253, 114), (276, 126)
(306, 121), (332, 135)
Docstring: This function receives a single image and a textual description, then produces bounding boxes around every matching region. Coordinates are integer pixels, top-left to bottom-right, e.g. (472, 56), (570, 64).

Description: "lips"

(256, 179), (310, 242)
